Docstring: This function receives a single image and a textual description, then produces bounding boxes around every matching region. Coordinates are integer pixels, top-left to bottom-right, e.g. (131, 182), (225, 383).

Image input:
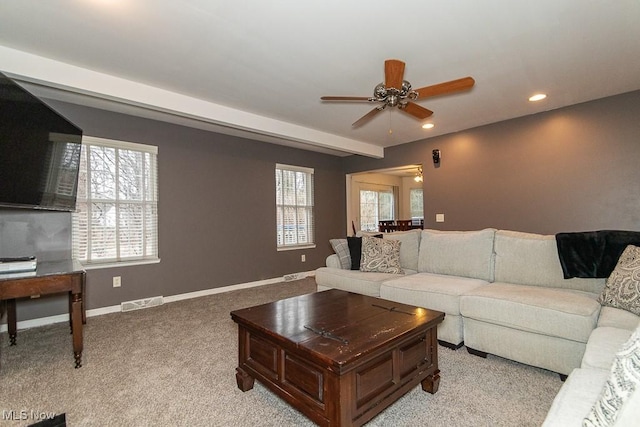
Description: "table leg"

(0, 300), (3, 370)
(82, 272), (87, 325)
(421, 368), (440, 394)
(7, 299), (17, 346)
(236, 367), (255, 391)
(70, 292), (83, 368)
(68, 291), (73, 334)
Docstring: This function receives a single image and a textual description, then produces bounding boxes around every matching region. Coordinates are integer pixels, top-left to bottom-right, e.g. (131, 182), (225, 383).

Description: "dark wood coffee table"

(231, 289), (444, 426)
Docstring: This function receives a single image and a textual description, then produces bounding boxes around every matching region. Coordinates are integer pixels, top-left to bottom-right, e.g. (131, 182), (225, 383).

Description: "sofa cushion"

(315, 267), (413, 297)
(383, 229), (421, 271)
(380, 272), (489, 315)
(582, 327), (633, 371)
(329, 239), (351, 270)
(358, 229), (421, 271)
(584, 324), (640, 426)
(417, 228), (496, 281)
(598, 244), (640, 316)
(542, 368), (610, 427)
(460, 283), (601, 342)
(360, 236), (403, 274)
(597, 306), (640, 330)
(494, 230), (605, 293)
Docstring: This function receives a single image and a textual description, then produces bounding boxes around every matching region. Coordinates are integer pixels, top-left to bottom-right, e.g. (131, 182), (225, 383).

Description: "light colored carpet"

(0, 278), (562, 426)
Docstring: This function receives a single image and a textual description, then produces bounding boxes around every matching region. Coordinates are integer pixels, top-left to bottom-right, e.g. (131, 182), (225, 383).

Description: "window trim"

(72, 136), (159, 267)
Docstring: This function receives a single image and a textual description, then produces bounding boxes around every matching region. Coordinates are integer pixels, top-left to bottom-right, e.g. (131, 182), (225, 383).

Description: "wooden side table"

(0, 259), (86, 369)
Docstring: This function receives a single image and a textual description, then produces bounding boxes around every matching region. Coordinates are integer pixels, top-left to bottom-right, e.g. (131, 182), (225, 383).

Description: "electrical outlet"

(436, 213), (445, 223)
(301, 254), (306, 262)
(113, 276), (122, 288)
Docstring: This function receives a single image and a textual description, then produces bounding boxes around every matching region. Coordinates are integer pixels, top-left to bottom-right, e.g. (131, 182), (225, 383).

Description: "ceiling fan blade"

(415, 77), (475, 99)
(352, 107), (383, 128)
(321, 96), (372, 101)
(401, 102), (434, 120)
(385, 59), (405, 90)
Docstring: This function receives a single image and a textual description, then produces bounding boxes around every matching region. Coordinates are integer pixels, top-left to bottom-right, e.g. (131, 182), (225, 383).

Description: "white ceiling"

(1, 1), (639, 158)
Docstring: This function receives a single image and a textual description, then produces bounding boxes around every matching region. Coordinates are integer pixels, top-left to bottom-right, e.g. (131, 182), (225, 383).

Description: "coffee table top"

(231, 289), (444, 369)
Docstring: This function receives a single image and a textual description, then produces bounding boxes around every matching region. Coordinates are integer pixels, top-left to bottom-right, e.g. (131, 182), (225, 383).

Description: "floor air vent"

(121, 296), (164, 312)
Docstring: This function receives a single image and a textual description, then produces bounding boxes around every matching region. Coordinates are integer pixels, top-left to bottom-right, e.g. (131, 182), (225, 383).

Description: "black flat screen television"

(0, 72), (83, 212)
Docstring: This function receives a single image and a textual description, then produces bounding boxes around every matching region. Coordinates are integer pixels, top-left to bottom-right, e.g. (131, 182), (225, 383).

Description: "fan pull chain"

(388, 110), (393, 134)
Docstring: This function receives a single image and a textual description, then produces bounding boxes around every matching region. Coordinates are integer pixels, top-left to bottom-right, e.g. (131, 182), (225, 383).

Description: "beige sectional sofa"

(316, 227), (640, 425)
(543, 317), (639, 426)
(317, 228), (612, 374)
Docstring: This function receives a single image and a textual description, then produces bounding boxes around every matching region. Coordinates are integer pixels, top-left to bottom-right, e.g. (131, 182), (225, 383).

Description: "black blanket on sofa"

(555, 230), (640, 279)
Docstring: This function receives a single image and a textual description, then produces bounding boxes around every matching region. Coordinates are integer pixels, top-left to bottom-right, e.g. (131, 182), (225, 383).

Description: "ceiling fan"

(321, 59), (475, 128)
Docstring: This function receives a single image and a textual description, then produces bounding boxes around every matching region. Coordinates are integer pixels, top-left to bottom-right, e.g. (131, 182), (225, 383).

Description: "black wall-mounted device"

(432, 149), (441, 165)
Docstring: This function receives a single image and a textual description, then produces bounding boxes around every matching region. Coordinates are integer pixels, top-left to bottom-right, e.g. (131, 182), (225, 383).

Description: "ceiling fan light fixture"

(422, 123), (434, 129)
(374, 83), (387, 99)
(529, 93), (547, 102)
(320, 59), (474, 128)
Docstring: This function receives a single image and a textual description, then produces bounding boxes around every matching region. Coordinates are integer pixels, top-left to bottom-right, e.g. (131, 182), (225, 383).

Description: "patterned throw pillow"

(346, 234), (383, 270)
(598, 245), (640, 316)
(583, 324), (640, 426)
(360, 236), (403, 274)
(329, 239), (351, 270)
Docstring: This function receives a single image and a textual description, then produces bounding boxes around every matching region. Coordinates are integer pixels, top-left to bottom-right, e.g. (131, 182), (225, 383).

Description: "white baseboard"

(0, 271), (315, 333)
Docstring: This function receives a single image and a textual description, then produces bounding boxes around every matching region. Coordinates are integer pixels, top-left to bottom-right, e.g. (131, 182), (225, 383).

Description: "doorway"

(346, 165), (423, 234)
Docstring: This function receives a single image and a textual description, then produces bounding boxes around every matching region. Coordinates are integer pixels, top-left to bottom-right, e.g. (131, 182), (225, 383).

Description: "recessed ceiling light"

(422, 123), (435, 129)
(529, 93), (547, 102)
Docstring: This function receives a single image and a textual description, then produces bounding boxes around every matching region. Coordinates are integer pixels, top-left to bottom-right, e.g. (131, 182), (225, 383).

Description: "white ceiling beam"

(0, 46), (384, 158)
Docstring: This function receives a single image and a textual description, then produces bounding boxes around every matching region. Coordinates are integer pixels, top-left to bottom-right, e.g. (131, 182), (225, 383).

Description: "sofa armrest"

(326, 254), (342, 269)
(542, 368), (609, 427)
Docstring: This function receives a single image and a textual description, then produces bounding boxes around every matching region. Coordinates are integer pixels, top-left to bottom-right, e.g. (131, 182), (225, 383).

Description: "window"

(276, 164), (315, 250)
(410, 188), (424, 220)
(73, 136), (159, 266)
(359, 189), (394, 232)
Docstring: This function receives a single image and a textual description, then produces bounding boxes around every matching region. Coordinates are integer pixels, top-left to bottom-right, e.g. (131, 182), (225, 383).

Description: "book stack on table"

(0, 256), (38, 278)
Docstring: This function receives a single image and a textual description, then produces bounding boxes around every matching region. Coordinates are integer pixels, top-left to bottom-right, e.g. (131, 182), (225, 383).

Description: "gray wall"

(1, 102), (345, 320)
(344, 90), (640, 234)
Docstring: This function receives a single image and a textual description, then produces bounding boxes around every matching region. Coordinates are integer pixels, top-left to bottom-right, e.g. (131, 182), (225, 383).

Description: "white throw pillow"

(329, 238), (351, 270)
(583, 324), (640, 426)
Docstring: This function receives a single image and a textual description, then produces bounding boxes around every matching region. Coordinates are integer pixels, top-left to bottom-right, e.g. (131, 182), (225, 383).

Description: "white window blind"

(276, 164), (315, 250)
(410, 188), (424, 219)
(73, 136), (159, 265)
